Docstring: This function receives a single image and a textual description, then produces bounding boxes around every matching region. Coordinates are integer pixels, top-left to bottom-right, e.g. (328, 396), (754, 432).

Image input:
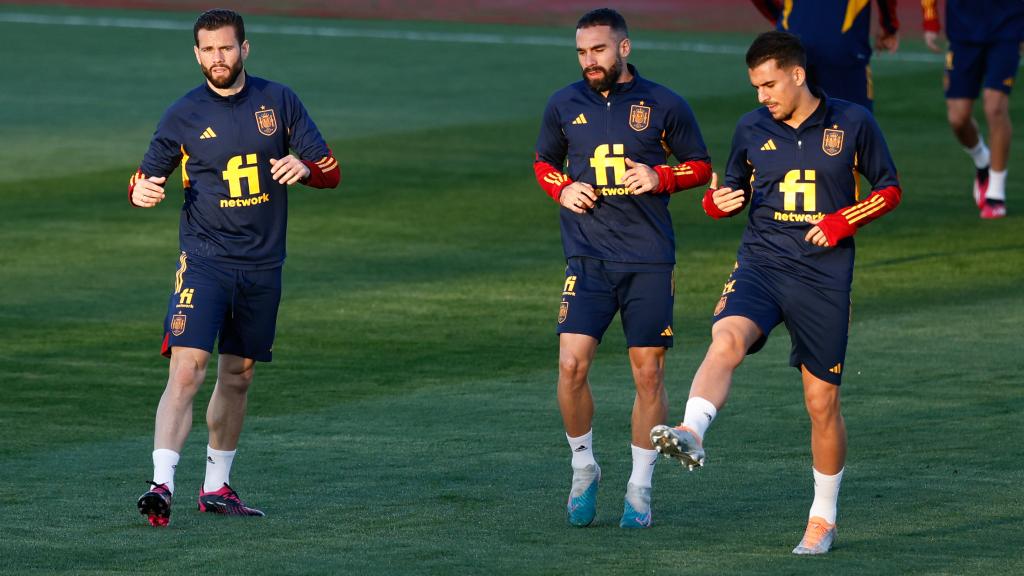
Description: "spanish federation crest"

(558, 300), (569, 324)
(629, 104), (651, 132)
(255, 107), (278, 136)
(822, 127), (844, 156)
(170, 314), (187, 336)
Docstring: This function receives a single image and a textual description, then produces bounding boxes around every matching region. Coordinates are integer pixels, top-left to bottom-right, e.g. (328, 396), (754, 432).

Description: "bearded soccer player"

(130, 9), (340, 527)
(534, 8), (711, 529)
(651, 31), (900, 554)
(921, 0), (1023, 219)
(751, 0), (900, 111)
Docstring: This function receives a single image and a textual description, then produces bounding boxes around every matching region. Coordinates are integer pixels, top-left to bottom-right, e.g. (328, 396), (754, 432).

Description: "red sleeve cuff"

(818, 185), (902, 245)
(702, 187), (740, 219)
(534, 160), (572, 202)
(128, 169), (144, 207)
(653, 160), (713, 194)
(301, 154), (341, 189)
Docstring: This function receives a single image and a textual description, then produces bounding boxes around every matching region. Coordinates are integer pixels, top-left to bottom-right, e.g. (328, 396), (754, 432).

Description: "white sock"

(567, 430), (597, 469)
(965, 139), (990, 169)
(152, 448), (180, 493)
(808, 467), (844, 525)
(681, 396), (717, 440)
(627, 444), (658, 488)
(987, 169), (1007, 201)
(203, 445), (236, 493)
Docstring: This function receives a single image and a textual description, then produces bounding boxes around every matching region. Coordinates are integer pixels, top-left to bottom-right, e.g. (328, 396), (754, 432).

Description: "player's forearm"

(653, 159), (712, 194)
(534, 160), (572, 202)
(921, 0), (941, 33)
(300, 152), (340, 189)
(815, 185), (902, 245)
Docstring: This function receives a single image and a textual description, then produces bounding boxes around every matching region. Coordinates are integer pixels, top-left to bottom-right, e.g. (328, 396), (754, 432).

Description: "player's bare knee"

(558, 354), (590, 382)
(983, 99), (1009, 124)
(631, 364), (664, 394)
(219, 366), (254, 394)
(804, 389), (841, 423)
(707, 331), (746, 368)
(946, 107), (973, 134)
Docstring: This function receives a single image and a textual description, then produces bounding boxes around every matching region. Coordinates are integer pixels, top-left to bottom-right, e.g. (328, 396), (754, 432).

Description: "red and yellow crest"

(713, 296), (727, 316)
(822, 127), (844, 156)
(629, 104), (651, 132)
(170, 314), (187, 336)
(558, 300), (569, 324)
(255, 107), (278, 136)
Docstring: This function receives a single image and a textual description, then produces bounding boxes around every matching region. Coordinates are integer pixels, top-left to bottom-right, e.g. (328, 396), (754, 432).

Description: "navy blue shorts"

(161, 252), (281, 362)
(711, 261), (849, 385)
(556, 257), (674, 348)
(946, 40), (1021, 98)
(808, 60), (873, 111)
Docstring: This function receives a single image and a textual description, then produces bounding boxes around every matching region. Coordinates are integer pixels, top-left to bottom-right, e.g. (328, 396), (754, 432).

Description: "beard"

(582, 56), (623, 93)
(201, 58), (244, 89)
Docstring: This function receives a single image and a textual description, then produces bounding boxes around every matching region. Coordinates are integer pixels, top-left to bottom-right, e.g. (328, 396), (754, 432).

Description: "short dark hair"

(576, 8), (629, 38)
(194, 9), (245, 46)
(745, 31), (806, 70)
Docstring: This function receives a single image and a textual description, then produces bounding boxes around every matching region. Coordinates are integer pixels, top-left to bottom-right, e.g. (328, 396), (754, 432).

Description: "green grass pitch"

(0, 6), (1021, 575)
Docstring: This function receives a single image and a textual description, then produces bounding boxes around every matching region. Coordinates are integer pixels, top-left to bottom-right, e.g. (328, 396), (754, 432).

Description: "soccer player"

(751, 0), (900, 111)
(534, 8), (712, 529)
(921, 0), (1024, 219)
(650, 31), (901, 554)
(130, 9), (340, 527)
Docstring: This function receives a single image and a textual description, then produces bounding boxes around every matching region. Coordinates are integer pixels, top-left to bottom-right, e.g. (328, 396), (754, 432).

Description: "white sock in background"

(567, 430), (597, 469)
(152, 448), (180, 493)
(203, 445), (237, 493)
(987, 169), (1007, 201)
(808, 467), (845, 524)
(965, 139), (991, 169)
(627, 444), (658, 488)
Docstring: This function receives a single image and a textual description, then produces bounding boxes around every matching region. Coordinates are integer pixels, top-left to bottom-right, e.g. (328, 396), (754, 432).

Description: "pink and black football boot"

(137, 481), (173, 527)
(198, 484), (265, 516)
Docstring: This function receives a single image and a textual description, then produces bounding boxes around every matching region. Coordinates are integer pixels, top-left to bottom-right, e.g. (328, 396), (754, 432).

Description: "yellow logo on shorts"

(177, 288), (195, 309)
(170, 314), (187, 336)
(563, 275), (577, 296)
(558, 300), (569, 324)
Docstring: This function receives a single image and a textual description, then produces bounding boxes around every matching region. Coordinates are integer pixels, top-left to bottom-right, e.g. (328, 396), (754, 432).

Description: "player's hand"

(622, 157), (659, 194)
(709, 173), (746, 213)
(559, 181), (598, 214)
(875, 31), (899, 53)
(269, 155), (311, 185)
(132, 176), (167, 208)
(804, 216), (830, 247)
(924, 31), (942, 53)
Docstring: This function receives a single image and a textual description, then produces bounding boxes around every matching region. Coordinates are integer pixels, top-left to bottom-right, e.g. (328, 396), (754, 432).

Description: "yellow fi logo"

(590, 144), (627, 186)
(178, 288), (195, 307)
(778, 169), (816, 212)
(563, 275), (577, 296)
(222, 154), (261, 198)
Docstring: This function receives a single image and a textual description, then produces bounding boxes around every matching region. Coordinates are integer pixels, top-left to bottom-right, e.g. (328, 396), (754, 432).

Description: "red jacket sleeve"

(921, 0), (941, 33)
(534, 159), (572, 202)
(128, 168), (145, 207)
(815, 185), (902, 245)
(301, 150), (341, 189)
(750, 0), (783, 25)
(875, 0), (900, 34)
(652, 160), (712, 194)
